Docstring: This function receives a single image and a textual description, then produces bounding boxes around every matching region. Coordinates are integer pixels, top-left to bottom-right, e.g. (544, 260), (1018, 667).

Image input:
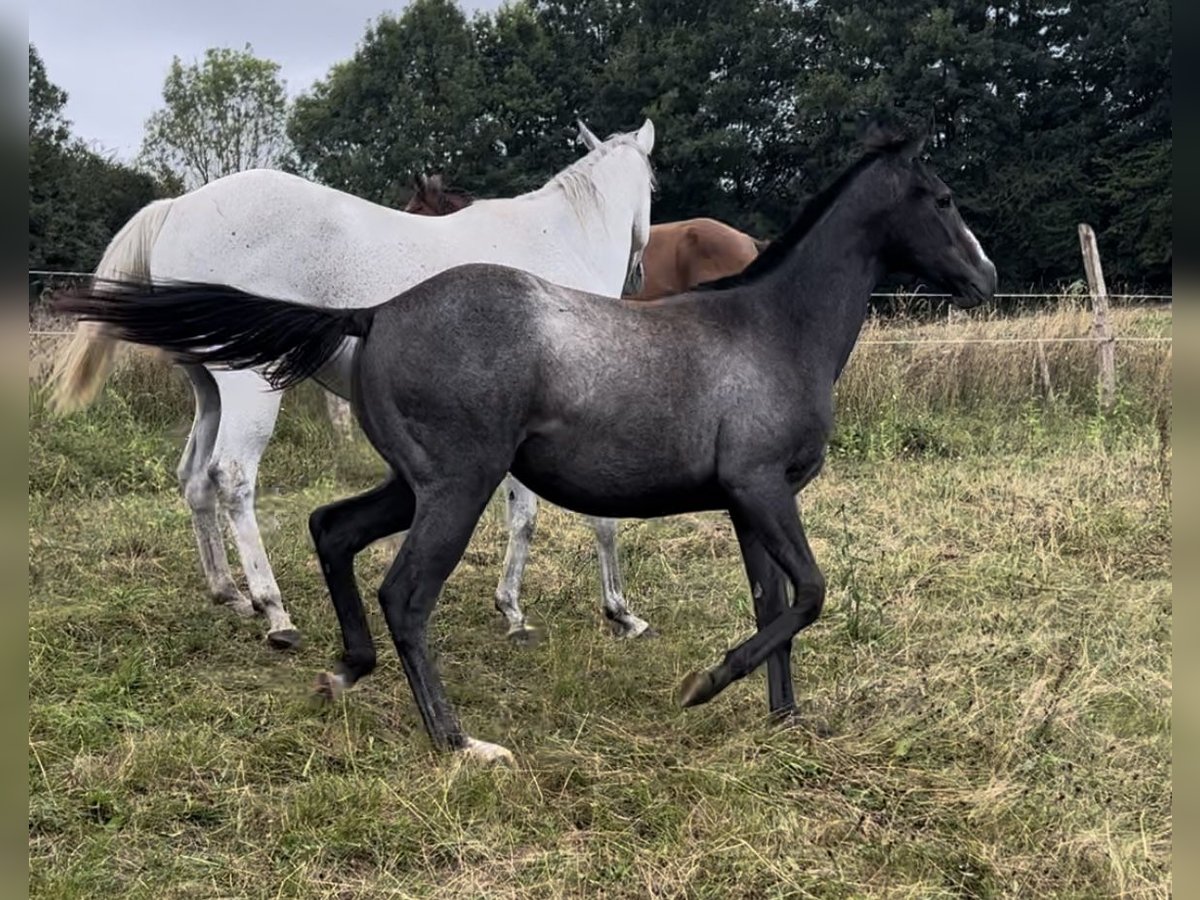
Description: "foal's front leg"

(678, 479), (825, 709)
(730, 515), (795, 716)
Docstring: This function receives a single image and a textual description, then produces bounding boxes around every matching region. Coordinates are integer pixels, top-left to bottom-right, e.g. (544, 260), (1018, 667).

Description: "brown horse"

(405, 174), (474, 217)
(404, 176), (766, 300)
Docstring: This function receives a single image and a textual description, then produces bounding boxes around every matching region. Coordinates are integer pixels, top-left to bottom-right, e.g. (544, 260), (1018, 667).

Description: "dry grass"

(27, 303), (1171, 898)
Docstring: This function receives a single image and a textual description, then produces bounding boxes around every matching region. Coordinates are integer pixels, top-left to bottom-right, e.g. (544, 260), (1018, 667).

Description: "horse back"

(677, 219), (759, 287)
(633, 218), (760, 301)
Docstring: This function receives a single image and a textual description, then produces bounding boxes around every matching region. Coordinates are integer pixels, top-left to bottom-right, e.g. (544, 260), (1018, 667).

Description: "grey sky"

(29, 0), (501, 162)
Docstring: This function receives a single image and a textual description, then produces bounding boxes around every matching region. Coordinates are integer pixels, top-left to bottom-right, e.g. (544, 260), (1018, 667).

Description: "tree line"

(29, 0), (1172, 295)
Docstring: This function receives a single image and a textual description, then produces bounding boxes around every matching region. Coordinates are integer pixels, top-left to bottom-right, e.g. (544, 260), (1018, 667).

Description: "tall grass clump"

(833, 298), (1171, 460)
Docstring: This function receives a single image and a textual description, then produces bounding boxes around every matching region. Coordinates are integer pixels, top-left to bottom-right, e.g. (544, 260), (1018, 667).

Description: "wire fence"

(25, 269), (1174, 347)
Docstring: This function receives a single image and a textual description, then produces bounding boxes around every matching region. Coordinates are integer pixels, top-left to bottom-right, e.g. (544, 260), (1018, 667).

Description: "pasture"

(29, 301), (1171, 898)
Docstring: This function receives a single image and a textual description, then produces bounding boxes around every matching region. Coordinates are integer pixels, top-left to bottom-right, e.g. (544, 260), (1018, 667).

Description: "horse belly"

(509, 427), (722, 519)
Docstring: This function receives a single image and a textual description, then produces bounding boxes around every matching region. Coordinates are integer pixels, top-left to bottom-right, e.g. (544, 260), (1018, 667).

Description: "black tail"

(51, 278), (380, 390)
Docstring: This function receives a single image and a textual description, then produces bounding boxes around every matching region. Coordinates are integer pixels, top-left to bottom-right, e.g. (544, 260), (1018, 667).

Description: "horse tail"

(51, 279), (378, 392)
(49, 198), (175, 414)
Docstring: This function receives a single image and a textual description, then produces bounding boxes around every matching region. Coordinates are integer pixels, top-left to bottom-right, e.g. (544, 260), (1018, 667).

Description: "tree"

(140, 45), (289, 190)
(29, 43), (69, 147)
(29, 44), (164, 286)
(287, 0), (1170, 291)
(288, 0), (494, 207)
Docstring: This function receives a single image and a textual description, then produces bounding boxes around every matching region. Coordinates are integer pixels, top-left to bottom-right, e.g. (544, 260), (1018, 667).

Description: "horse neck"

(757, 185), (888, 379)
(534, 147), (647, 295)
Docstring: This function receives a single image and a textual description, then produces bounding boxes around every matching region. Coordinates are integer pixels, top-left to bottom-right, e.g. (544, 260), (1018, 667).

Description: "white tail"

(49, 198), (174, 413)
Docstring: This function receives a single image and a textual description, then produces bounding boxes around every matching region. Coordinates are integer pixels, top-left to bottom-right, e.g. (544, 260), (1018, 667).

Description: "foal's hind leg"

(309, 476), (416, 698)
(208, 369), (299, 649)
(587, 516), (652, 638)
(380, 477), (513, 762)
(177, 365), (254, 618)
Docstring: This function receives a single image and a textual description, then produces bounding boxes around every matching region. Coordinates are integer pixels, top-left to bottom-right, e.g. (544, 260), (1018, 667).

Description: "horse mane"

(532, 132), (657, 219)
(406, 133), (655, 222)
(696, 127), (915, 292)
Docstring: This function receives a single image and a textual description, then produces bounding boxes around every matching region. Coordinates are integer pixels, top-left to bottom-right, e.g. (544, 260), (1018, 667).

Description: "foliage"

(28, 45), (163, 289)
(139, 45), (289, 190)
(287, 2), (492, 207)
(287, 0), (1171, 291)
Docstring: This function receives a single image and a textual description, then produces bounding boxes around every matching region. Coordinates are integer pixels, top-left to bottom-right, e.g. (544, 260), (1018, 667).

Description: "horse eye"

(935, 195), (953, 209)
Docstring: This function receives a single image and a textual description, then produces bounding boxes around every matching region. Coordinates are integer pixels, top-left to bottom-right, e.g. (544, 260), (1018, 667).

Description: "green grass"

(28, 329), (1171, 898)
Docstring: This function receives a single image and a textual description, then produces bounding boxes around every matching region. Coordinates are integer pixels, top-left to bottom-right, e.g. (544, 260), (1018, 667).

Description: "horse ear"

(577, 120), (602, 151)
(635, 119), (655, 155)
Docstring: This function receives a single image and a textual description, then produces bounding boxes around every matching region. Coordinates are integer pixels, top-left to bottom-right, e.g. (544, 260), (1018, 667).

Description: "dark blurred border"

(1, 4), (27, 896)
(1173, 0), (1189, 892)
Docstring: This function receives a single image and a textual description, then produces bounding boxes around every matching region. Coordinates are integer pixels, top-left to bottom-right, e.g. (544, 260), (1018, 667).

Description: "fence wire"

(27, 269), (1173, 346)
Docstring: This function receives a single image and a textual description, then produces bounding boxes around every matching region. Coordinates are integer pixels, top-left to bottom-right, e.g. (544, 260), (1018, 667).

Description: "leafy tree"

(29, 44), (69, 147)
(29, 44), (163, 287)
(280, 0), (1171, 291)
(140, 45), (289, 190)
(288, 0), (494, 207)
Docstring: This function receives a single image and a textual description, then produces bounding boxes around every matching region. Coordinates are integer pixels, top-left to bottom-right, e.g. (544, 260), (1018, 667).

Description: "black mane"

(696, 127), (916, 293)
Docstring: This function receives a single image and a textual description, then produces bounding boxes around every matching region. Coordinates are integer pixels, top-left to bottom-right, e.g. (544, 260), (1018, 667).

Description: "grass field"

(29, 303), (1172, 898)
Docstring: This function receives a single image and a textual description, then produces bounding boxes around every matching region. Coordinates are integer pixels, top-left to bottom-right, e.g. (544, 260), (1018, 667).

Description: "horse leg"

(325, 393), (354, 440)
(177, 364), (254, 617)
(207, 369), (299, 650)
(731, 513), (794, 716)
(587, 516), (652, 638)
(309, 476), (416, 698)
(493, 476), (539, 642)
(678, 479), (824, 708)
(380, 479), (513, 763)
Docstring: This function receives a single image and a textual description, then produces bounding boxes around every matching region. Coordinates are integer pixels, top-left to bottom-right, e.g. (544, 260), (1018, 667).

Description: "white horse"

(51, 121), (658, 650)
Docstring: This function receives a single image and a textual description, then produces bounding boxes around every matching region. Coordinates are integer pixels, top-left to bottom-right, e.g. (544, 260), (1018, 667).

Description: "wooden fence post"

(1078, 223), (1116, 410)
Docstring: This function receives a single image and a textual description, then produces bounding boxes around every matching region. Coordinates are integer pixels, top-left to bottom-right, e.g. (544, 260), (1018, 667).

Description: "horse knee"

(181, 471), (216, 512)
(209, 458), (254, 510)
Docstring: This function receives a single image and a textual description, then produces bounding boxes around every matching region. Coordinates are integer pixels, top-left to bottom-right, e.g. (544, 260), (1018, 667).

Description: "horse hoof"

(677, 669), (718, 708)
(312, 670), (346, 702)
(610, 617), (656, 639)
(506, 625), (542, 646)
(461, 736), (515, 766)
(267, 629), (302, 651)
(771, 707), (834, 737)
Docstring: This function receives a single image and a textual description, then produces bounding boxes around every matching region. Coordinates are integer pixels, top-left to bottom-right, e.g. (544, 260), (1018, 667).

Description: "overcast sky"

(29, 0), (501, 161)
